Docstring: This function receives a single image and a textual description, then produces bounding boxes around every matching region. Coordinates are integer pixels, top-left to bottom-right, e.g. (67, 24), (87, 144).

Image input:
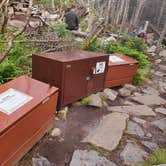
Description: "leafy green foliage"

(49, 23), (73, 38)
(119, 35), (147, 53)
(82, 38), (100, 52)
(54, 0), (75, 8)
(136, 149), (166, 166)
(83, 35), (150, 85)
(81, 97), (90, 105)
(0, 33), (38, 84)
(0, 63), (19, 84)
(34, 0), (48, 4)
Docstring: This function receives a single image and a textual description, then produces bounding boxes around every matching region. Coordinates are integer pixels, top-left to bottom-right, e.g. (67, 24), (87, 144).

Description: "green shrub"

(136, 149), (166, 166)
(103, 40), (150, 85)
(82, 38), (101, 52)
(119, 35), (147, 53)
(81, 97), (90, 105)
(83, 35), (150, 85)
(0, 63), (19, 84)
(48, 23), (73, 38)
(0, 33), (38, 83)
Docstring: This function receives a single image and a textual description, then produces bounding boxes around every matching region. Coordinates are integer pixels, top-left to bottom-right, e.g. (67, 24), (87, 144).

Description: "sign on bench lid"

(109, 55), (125, 63)
(0, 88), (33, 115)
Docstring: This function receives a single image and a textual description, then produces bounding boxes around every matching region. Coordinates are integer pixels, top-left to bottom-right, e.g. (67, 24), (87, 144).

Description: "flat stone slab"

(70, 150), (117, 166)
(130, 95), (166, 106)
(83, 112), (129, 151)
(32, 156), (51, 166)
(103, 88), (118, 101)
(151, 118), (166, 132)
(132, 117), (146, 125)
(126, 121), (144, 137)
(155, 107), (166, 115)
(108, 105), (156, 116)
(141, 141), (159, 152)
(88, 93), (103, 108)
(120, 142), (148, 165)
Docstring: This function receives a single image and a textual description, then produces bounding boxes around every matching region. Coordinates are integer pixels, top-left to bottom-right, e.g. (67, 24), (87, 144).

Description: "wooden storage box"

(32, 50), (109, 108)
(105, 54), (138, 88)
(0, 75), (58, 166)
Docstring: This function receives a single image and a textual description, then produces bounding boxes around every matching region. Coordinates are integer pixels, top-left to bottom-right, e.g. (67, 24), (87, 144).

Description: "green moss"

(81, 97), (91, 105)
(86, 144), (110, 157)
(136, 149), (166, 166)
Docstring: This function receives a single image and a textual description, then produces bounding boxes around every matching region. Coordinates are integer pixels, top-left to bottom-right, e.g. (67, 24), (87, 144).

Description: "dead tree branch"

(0, 0), (33, 63)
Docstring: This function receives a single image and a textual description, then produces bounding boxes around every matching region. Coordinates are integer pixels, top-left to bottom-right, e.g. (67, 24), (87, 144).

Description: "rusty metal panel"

(105, 54), (139, 88)
(0, 75), (58, 166)
(32, 50), (109, 108)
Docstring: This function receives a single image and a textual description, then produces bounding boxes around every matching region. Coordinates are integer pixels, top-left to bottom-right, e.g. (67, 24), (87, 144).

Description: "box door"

(87, 57), (108, 95)
(63, 61), (90, 105)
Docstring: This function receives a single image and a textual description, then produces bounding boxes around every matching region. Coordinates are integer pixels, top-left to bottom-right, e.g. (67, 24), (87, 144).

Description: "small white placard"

(0, 88), (33, 115)
(95, 61), (106, 74)
(109, 55), (125, 63)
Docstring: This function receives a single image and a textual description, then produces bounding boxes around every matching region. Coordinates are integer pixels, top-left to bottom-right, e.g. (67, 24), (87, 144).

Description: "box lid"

(34, 50), (109, 62)
(108, 54), (138, 66)
(0, 75), (58, 135)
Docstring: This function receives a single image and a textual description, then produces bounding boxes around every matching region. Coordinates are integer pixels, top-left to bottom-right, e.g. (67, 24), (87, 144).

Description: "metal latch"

(129, 64), (134, 66)
(86, 76), (90, 81)
(42, 97), (50, 104)
(66, 64), (71, 68)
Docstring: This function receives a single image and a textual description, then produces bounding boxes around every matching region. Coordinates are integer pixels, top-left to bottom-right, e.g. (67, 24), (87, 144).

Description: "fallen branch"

(0, 0), (33, 63)
(0, 0), (7, 9)
(0, 40), (60, 43)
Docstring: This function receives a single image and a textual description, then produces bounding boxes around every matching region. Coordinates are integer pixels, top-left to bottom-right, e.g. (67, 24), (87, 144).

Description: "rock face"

(32, 156), (51, 166)
(70, 150), (117, 166)
(118, 84), (136, 97)
(141, 141), (159, 151)
(119, 88), (131, 97)
(50, 128), (61, 138)
(120, 142), (148, 165)
(159, 65), (166, 72)
(103, 88), (118, 101)
(108, 105), (156, 116)
(126, 121), (144, 137)
(159, 50), (166, 57)
(147, 45), (156, 53)
(141, 86), (159, 95)
(132, 117), (146, 125)
(151, 118), (166, 132)
(155, 107), (166, 115)
(130, 95), (166, 106)
(88, 93), (103, 108)
(83, 112), (129, 151)
(158, 81), (166, 93)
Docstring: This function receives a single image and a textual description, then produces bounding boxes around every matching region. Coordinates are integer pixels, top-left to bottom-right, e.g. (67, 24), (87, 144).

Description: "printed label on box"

(0, 88), (33, 115)
(95, 62), (106, 74)
(109, 55), (125, 62)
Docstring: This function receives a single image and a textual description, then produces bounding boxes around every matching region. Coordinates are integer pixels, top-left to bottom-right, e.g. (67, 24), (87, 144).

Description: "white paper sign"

(109, 55), (125, 63)
(0, 88), (33, 115)
(95, 62), (106, 74)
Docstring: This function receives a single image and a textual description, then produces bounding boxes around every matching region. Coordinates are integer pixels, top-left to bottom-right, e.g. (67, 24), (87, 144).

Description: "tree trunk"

(119, 0), (130, 33)
(87, 0), (96, 33)
(51, 0), (55, 10)
(130, 0), (146, 26)
(0, 0), (9, 34)
(157, 0), (166, 27)
(106, 0), (112, 24)
(115, 0), (125, 25)
(157, 21), (166, 51)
